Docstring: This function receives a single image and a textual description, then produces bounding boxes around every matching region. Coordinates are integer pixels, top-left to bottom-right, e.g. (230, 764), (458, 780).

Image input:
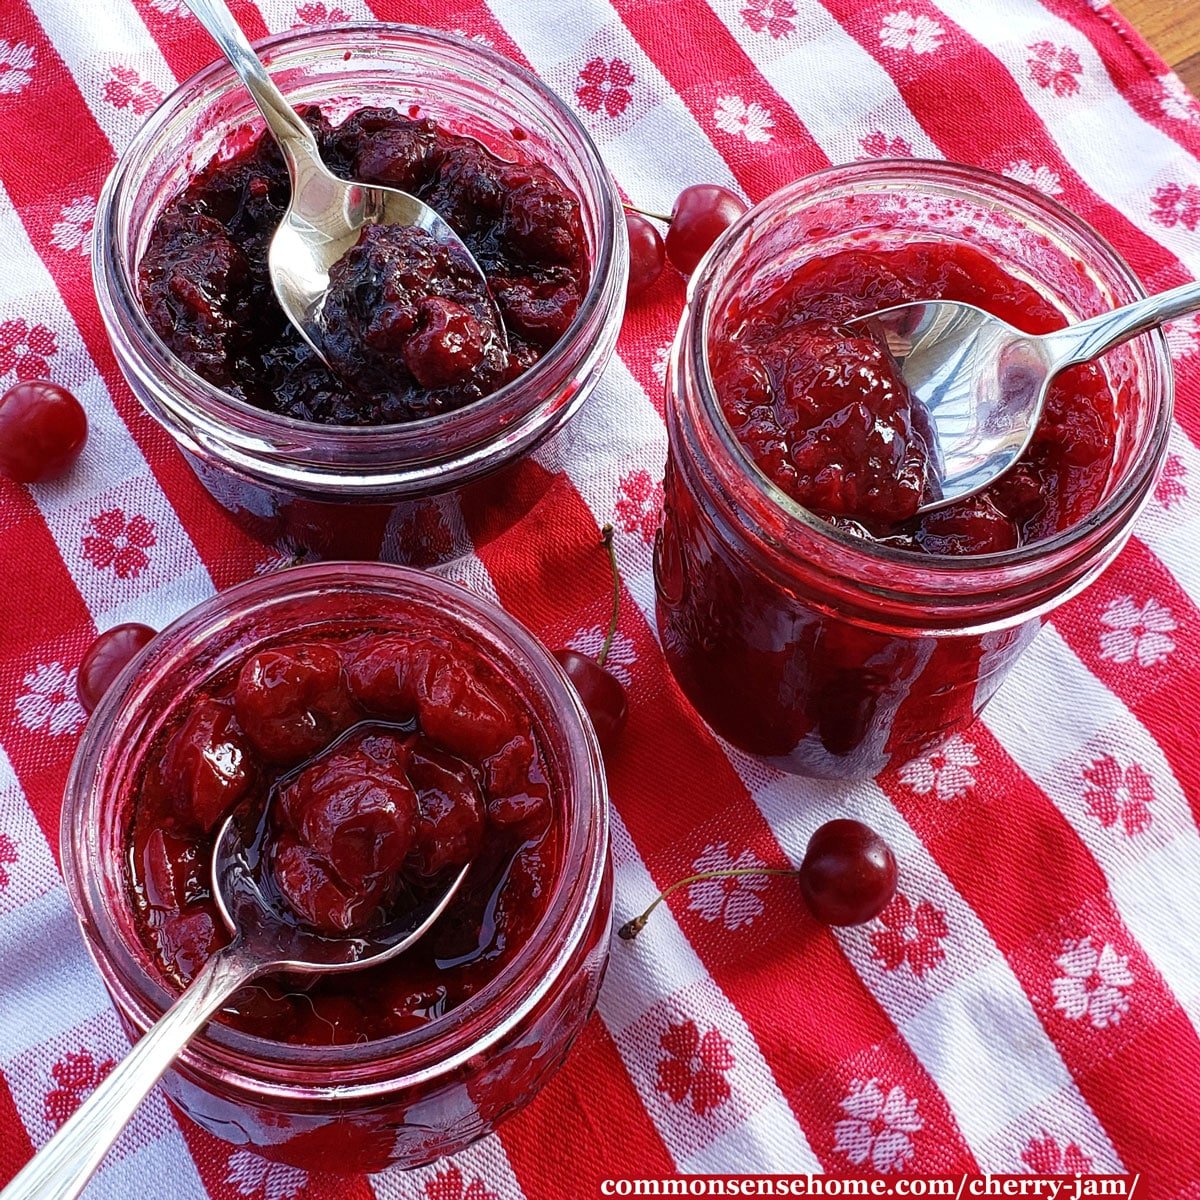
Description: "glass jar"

(61, 563), (611, 1171)
(93, 24), (627, 565)
(654, 161), (1172, 780)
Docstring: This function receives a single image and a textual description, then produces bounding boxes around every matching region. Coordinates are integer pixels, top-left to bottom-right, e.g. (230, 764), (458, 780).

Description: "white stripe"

(984, 624), (1200, 1037)
(603, 812), (823, 1172)
(484, 0), (740, 214)
(0, 180), (214, 626)
(0, 747), (208, 1196)
(371, 1135), (524, 1199)
(24, 0), (176, 154)
(929, 0), (1200, 277)
(702, 0), (941, 162)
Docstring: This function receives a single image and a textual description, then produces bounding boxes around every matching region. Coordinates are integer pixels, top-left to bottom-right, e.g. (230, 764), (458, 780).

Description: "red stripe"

(0, 484), (92, 857)
(1, 0), (273, 590)
(882, 727), (1200, 1193)
(466, 469), (979, 1172)
(1049, 538), (1200, 829)
(0, 1071), (35, 1188)
(607, 0), (828, 197)
(1036, 0), (1200, 161)
(502, 1015), (677, 1189)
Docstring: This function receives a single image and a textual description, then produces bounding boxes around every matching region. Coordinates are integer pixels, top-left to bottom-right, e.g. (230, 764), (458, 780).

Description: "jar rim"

(60, 563), (610, 1100)
(681, 159), (1174, 586)
(93, 22), (624, 487)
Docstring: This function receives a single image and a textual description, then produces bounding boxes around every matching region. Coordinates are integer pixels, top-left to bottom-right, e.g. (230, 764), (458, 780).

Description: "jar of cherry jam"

(94, 24), (626, 565)
(60, 564), (611, 1171)
(655, 162), (1172, 780)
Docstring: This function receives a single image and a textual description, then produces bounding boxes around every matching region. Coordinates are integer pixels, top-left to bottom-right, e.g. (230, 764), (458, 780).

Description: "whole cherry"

(77, 623), (157, 713)
(618, 818), (897, 939)
(624, 210), (666, 300)
(664, 184), (748, 276)
(553, 524), (629, 753)
(0, 380), (88, 483)
(797, 819), (898, 927)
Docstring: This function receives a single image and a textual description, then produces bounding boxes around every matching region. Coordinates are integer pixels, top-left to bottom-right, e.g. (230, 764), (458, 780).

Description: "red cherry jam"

(653, 164), (1166, 780)
(124, 624), (559, 1044)
(711, 242), (1116, 552)
(138, 106), (589, 425)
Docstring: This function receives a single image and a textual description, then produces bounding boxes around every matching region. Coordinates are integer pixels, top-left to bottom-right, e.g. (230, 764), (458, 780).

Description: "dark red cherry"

(553, 648), (628, 752)
(0, 380), (88, 483)
(77, 623), (156, 713)
(625, 211), (665, 299)
(664, 184), (748, 276)
(797, 819), (897, 927)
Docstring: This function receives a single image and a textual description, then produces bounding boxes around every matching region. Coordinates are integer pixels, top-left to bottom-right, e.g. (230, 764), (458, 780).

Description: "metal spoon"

(855, 280), (1200, 513)
(183, 0), (505, 363)
(1, 806), (470, 1200)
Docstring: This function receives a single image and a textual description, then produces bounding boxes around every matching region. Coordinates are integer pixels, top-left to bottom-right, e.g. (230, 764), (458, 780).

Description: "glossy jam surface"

(138, 106), (589, 425)
(711, 242), (1117, 553)
(123, 623), (560, 1045)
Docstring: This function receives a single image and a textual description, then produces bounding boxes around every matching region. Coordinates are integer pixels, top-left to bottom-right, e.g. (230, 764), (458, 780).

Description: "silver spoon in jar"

(854, 280), (1200, 512)
(182, 0), (506, 363)
(1, 807), (471, 1200)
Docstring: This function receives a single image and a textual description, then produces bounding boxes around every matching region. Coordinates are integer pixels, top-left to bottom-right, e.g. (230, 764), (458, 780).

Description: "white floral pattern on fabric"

(15, 663), (86, 735)
(50, 196), (96, 256)
(687, 843), (768, 930)
(1166, 314), (1200, 361)
(226, 1150), (308, 1200)
(834, 1079), (923, 1172)
(879, 11), (944, 54)
(1159, 73), (1200, 123)
(713, 95), (774, 143)
(1098, 595), (1176, 667)
(424, 1165), (498, 1200)
(0, 40), (35, 95)
(898, 735), (978, 801)
(147, 0), (191, 14)
(1052, 937), (1134, 1029)
(1003, 159), (1064, 196)
(567, 626), (636, 686)
(1155, 453), (1188, 510)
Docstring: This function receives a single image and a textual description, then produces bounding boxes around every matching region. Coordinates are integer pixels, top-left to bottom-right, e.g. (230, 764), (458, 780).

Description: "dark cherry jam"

(710, 242), (1116, 552)
(138, 106), (590, 425)
(124, 626), (560, 1045)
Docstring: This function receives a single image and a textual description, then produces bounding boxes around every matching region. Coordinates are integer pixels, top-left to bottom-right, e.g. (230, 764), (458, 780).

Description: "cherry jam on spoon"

(2, 811), (469, 1200)
(181, 0), (506, 366)
(857, 278), (1200, 512)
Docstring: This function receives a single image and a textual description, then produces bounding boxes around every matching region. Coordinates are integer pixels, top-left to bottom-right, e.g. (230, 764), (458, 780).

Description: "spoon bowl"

(185, 0), (505, 364)
(857, 278), (1200, 513)
(1, 792), (470, 1200)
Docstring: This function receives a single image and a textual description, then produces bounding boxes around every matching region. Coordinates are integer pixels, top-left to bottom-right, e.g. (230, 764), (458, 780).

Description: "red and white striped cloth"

(3, 0), (1200, 1196)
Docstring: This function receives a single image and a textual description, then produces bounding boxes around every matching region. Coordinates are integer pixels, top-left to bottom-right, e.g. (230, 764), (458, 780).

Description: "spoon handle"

(184, 0), (324, 173)
(1044, 279), (1200, 368)
(0, 941), (261, 1200)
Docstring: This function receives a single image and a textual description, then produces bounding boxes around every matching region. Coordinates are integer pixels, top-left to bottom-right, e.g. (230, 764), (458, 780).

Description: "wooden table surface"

(1121, 0), (1200, 93)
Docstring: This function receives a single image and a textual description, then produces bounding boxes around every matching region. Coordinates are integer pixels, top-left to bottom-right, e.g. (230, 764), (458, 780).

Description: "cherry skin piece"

(797, 818), (898, 927)
(665, 184), (748, 276)
(0, 380), (88, 483)
(160, 698), (255, 834)
(553, 649), (628, 752)
(625, 211), (665, 300)
(77, 623), (156, 713)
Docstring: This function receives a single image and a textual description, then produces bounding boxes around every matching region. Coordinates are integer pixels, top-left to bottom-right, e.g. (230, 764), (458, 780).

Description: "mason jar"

(654, 162), (1172, 779)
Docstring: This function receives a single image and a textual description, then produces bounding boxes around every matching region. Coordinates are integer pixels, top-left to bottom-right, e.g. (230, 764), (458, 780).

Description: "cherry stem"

(623, 201), (672, 225)
(597, 523), (620, 669)
(618, 867), (798, 941)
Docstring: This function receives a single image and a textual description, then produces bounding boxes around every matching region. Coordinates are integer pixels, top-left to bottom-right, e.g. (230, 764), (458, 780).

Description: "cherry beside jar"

(61, 563), (611, 1171)
(654, 162), (1172, 780)
(93, 23), (626, 566)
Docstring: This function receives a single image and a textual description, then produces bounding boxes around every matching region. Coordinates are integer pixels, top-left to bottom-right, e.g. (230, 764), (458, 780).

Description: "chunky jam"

(138, 106), (589, 425)
(711, 242), (1117, 552)
(124, 626), (559, 1044)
